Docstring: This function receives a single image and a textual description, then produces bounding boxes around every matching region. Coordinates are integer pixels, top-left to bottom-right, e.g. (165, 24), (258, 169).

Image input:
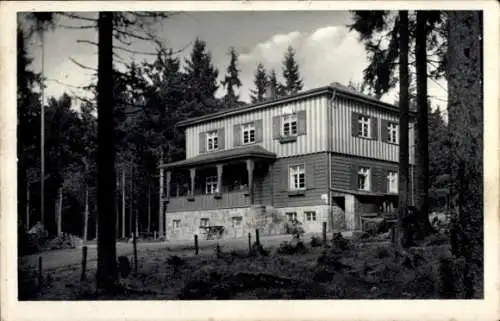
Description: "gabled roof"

(159, 145), (276, 170)
(176, 82), (410, 128)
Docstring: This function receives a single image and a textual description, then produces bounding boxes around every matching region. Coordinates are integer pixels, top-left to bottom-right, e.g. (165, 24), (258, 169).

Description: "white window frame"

(286, 212), (297, 222)
(241, 123), (256, 144)
(205, 175), (218, 194)
(200, 218), (209, 227)
(206, 130), (218, 151)
(289, 164), (306, 191)
(282, 113), (298, 137)
(358, 116), (371, 138)
(387, 171), (398, 194)
(358, 167), (371, 191)
(388, 122), (399, 144)
(173, 219), (181, 230)
(305, 211), (316, 221)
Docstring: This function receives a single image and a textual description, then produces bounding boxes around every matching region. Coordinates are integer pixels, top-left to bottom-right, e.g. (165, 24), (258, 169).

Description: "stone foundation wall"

(166, 204), (344, 241)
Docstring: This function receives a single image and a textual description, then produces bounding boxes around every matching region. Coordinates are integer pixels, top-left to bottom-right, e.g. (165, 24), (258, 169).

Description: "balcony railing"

(166, 190), (250, 212)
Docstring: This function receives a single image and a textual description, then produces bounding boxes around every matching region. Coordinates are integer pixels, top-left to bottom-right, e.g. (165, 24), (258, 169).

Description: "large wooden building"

(159, 82), (415, 240)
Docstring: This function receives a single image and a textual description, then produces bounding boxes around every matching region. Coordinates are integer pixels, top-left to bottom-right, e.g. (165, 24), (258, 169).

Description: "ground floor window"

(387, 171), (398, 193)
(305, 211), (316, 221)
(173, 219), (181, 229)
(200, 218), (209, 227)
(232, 216), (242, 227)
(286, 212), (298, 222)
(289, 164), (305, 190)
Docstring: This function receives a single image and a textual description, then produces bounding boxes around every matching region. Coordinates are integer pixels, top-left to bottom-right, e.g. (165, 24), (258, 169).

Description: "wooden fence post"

(38, 256), (43, 288)
(80, 246), (88, 281)
(322, 222), (327, 246)
(133, 231), (138, 273)
(194, 234), (199, 255)
(255, 229), (260, 246)
(248, 232), (252, 254)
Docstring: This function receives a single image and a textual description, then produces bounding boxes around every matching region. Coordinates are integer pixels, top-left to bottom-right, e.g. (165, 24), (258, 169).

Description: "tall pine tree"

(221, 47), (242, 108)
(267, 69), (283, 99)
(249, 63), (268, 103)
(281, 46), (303, 95)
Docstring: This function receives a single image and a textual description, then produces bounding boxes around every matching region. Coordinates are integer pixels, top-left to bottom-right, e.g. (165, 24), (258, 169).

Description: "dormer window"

(282, 113), (298, 137)
(206, 130), (218, 151)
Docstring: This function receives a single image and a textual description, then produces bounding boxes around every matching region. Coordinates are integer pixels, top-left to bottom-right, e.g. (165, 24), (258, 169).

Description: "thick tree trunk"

(158, 150), (164, 238)
(26, 182), (30, 231)
(397, 11), (411, 248)
(96, 12), (117, 291)
(121, 168), (126, 239)
(129, 169), (134, 237)
(447, 11), (483, 299)
(415, 11), (434, 238)
(83, 184), (89, 242)
(56, 187), (63, 236)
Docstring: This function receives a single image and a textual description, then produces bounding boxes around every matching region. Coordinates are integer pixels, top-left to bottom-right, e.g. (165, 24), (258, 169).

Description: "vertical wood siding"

(331, 96), (415, 164)
(184, 95), (329, 159)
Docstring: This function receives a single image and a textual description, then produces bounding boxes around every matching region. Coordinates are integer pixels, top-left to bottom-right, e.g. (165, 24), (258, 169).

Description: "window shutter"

(272, 115), (281, 139)
(381, 119), (389, 142)
(283, 165), (290, 191)
(233, 124), (241, 147)
(306, 162), (315, 189)
(254, 119), (263, 142)
(297, 110), (307, 135)
(371, 117), (378, 140)
(218, 128), (225, 150)
(350, 163), (358, 190)
(351, 112), (359, 137)
(199, 132), (206, 153)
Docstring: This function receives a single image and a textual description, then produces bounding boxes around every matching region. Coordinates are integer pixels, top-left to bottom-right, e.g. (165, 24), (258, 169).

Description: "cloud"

(234, 26), (369, 102)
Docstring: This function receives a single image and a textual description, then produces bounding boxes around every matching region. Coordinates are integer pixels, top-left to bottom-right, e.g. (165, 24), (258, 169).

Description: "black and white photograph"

(1, 1), (498, 320)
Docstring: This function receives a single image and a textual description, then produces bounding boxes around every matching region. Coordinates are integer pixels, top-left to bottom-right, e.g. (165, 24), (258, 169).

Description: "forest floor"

(18, 232), (458, 300)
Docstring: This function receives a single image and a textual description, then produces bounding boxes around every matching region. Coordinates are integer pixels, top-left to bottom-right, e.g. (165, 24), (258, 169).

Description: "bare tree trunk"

(26, 182), (30, 230)
(121, 167), (126, 239)
(129, 168), (133, 237)
(415, 10), (433, 238)
(397, 10), (411, 248)
(159, 149), (164, 239)
(135, 209), (139, 237)
(96, 12), (117, 291)
(147, 182), (151, 233)
(56, 187), (63, 236)
(447, 11), (483, 299)
(83, 184), (89, 241)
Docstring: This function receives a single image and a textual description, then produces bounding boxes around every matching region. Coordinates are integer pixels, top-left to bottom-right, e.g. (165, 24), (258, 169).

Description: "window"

(286, 212), (297, 222)
(206, 130), (218, 151)
(282, 113), (298, 137)
(358, 167), (371, 191)
(358, 115), (371, 138)
(232, 216), (242, 226)
(200, 218), (209, 227)
(289, 164), (306, 191)
(305, 211), (316, 221)
(241, 123), (256, 144)
(205, 176), (218, 194)
(387, 171), (398, 193)
(173, 219), (181, 229)
(388, 122), (399, 144)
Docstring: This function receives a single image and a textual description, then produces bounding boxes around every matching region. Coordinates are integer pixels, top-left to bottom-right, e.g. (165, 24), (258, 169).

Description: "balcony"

(166, 190), (250, 212)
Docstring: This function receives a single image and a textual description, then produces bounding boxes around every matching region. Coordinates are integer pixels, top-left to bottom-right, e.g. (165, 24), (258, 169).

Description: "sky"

(22, 11), (448, 112)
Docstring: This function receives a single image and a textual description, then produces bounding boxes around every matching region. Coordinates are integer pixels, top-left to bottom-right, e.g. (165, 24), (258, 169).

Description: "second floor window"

(206, 130), (218, 151)
(358, 167), (371, 191)
(358, 116), (371, 138)
(289, 164), (305, 190)
(388, 122), (399, 144)
(242, 123), (256, 144)
(387, 171), (398, 193)
(282, 114), (298, 137)
(205, 176), (218, 194)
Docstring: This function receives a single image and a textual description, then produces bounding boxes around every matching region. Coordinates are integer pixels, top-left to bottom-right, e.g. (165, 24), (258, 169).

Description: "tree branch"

(77, 39), (98, 46)
(69, 57), (97, 72)
(114, 28), (153, 41)
(58, 24), (96, 30)
(113, 45), (157, 56)
(45, 78), (91, 90)
(56, 12), (97, 22)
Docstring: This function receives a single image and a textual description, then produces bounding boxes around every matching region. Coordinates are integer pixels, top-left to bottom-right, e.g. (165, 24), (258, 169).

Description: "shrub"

(331, 232), (349, 251)
(310, 236), (323, 247)
(277, 239), (307, 255)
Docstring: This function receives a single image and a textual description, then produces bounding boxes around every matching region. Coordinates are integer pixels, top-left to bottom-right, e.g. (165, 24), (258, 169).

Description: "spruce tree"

(281, 46), (303, 95)
(268, 69), (283, 99)
(221, 47), (242, 108)
(250, 63), (268, 103)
